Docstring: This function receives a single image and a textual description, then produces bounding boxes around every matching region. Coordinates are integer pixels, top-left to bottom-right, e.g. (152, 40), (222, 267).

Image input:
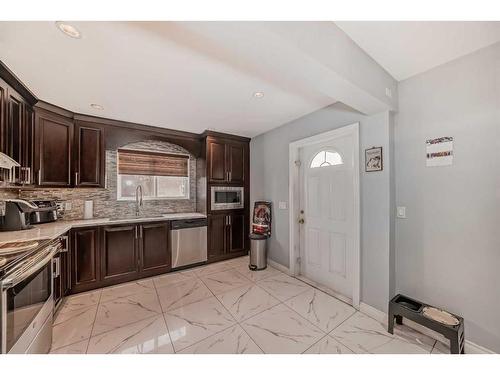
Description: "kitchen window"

(117, 149), (190, 200)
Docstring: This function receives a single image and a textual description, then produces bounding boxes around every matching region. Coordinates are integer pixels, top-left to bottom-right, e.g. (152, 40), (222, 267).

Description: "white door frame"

(288, 123), (360, 308)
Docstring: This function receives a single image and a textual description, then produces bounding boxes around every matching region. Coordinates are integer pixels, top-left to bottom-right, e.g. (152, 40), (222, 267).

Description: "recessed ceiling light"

(90, 104), (104, 110)
(253, 92), (264, 98)
(55, 21), (81, 39)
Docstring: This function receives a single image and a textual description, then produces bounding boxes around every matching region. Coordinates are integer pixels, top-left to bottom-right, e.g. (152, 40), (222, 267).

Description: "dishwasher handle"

(171, 218), (207, 230)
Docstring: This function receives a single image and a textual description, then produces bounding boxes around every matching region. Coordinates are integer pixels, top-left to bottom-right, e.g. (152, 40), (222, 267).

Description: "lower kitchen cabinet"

(53, 243), (71, 310)
(227, 212), (247, 254)
(69, 222), (171, 294)
(101, 224), (139, 284)
(208, 211), (248, 262)
(139, 222), (170, 274)
(207, 214), (227, 261)
(71, 227), (101, 294)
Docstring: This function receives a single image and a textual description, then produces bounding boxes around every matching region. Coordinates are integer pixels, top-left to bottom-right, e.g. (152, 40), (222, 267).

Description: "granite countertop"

(0, 212), (206, 244)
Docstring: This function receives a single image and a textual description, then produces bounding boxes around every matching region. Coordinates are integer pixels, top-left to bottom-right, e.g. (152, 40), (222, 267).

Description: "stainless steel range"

(0, 238), (63, 354)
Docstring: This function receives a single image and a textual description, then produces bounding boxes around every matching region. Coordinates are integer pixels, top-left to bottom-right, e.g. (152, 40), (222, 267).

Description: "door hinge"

(294, 160), (301, 167)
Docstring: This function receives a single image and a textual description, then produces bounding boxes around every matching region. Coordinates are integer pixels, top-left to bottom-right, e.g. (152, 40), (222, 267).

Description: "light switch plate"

(64, 202), (72, 211)
(278, 201), (288, 210)
(396, 206), (406, 219)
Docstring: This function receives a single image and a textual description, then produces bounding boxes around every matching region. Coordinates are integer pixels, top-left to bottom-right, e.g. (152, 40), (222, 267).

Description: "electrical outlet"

(64, 202), (72, 211)
(385, 87), (392, 98)
(396, 206), (406, 219)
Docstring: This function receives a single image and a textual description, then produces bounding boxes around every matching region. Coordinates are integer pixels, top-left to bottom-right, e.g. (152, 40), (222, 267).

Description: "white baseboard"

(297, 275), (352, 306)
(359, 302), (496, 354)
(359, 302), (387, 323)
(267, 259), (291, 275)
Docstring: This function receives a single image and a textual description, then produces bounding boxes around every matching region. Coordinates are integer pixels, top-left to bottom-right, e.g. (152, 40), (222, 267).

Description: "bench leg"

(450, 338), (460, 354)
(395, 315), (403, 325)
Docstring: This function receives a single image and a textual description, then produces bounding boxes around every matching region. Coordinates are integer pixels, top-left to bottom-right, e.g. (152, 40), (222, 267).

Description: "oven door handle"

(1, 247), (58, 290)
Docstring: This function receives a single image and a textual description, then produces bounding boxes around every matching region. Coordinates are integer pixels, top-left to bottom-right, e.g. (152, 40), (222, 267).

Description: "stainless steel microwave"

(210, 186), (244, 210)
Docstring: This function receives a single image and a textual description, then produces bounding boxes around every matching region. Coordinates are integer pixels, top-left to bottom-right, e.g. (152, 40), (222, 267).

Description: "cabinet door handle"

(53, 257), (60, 278)
(37, 170), (41, 185)
(140, 226), (143, 238)
(228, 215), (231, 226)
(228, 171), (232, 181)
(75, 172), (79, 185)
(135, 226), (138, 239)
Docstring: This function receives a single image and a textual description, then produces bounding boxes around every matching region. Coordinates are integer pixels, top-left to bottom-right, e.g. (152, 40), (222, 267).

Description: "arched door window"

(310, 150), (343, 168)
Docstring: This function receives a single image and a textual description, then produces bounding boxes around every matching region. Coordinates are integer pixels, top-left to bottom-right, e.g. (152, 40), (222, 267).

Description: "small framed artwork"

(365, 147), (383, 172)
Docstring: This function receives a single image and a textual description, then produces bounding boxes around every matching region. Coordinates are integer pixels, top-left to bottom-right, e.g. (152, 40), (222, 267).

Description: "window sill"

(116, 196), (190, 202)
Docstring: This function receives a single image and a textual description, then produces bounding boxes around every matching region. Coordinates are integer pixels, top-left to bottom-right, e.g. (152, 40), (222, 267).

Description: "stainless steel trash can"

(249, 233), (268, 270)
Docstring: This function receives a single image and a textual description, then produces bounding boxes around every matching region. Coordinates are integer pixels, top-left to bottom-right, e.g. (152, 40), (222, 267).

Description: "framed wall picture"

(365, 147), (383, 172)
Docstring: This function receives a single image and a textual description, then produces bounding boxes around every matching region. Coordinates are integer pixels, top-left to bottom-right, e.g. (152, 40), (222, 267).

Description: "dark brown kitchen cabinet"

(206, 136), (247, 185)
(6, 91), (22, 163)
(53, 247), (70, 311)
(71, 227), (100, 294)
(139, 222), (170, 274)
(207, 139), (227, 183)
(0, 84), (6, 154)
(227, 212), (247, 254)
(207, 214), (227, 261)
(68, 222), (171, 295)
(53, 253), (62, 309)
(207, 211), (248, 262)
(101, 225), (139, 283)
(0, 80), (34, 184)
(74, 122), (105, 187)
(21, 105), (35, 184)
(34, 109), (73, 187)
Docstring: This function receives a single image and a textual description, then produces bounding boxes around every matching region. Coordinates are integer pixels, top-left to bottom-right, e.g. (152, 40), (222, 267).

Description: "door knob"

(298, 218), (305, 224)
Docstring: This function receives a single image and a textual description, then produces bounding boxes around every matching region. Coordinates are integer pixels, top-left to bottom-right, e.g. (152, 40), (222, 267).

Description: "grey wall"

(250, 102), (394, 312)
(395, 42), (500, 352)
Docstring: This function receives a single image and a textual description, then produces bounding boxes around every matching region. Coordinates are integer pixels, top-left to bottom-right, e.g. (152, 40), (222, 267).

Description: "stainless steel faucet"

(135, 185), (143, 216)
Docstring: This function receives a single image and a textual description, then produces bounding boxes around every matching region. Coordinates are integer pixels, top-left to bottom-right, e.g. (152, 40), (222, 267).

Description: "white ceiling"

(1, 22), (498, 138)
(336, 21), (500, 81)
(0, 22), (342, 138)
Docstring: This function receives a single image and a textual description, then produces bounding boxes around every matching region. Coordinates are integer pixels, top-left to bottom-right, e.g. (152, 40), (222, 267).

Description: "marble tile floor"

(50, 256), (445, 354)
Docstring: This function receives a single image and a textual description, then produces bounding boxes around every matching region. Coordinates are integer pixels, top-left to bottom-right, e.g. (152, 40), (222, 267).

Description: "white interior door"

(298, 131), (356, 300)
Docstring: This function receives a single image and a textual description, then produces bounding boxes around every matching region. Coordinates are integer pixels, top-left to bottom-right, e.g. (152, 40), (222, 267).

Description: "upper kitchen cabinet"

(74, 121), (105, 187)
(207, 138), (227, 183)
(205, 132), (249, 185)
(34, 108), (73, 187)
(0, 77), (35, 184)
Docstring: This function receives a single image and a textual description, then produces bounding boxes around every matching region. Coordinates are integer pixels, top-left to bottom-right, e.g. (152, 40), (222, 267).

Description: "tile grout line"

(195, 264), (262, 353)
(85, 288), (103, 354)
(300, 333), (329, 354)
(88, 284), (161, 338)
(202, 271), (265, 354)
(430, 339), (438, 354)
(152, 279), (177, 354)
(50, 291), (102, 353)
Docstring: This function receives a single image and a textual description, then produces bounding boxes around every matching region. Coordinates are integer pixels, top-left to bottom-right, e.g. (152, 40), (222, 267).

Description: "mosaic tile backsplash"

(0, 140), (198, 220)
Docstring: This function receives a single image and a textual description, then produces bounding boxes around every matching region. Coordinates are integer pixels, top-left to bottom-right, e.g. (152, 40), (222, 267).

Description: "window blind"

(117, 149), (189, 177)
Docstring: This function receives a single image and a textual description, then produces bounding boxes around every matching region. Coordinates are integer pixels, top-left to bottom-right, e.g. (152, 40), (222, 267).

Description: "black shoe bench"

(388, 294), (465, 354)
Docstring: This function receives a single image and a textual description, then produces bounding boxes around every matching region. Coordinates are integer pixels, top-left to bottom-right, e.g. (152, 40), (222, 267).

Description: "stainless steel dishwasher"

(170, 218), (208, 269)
